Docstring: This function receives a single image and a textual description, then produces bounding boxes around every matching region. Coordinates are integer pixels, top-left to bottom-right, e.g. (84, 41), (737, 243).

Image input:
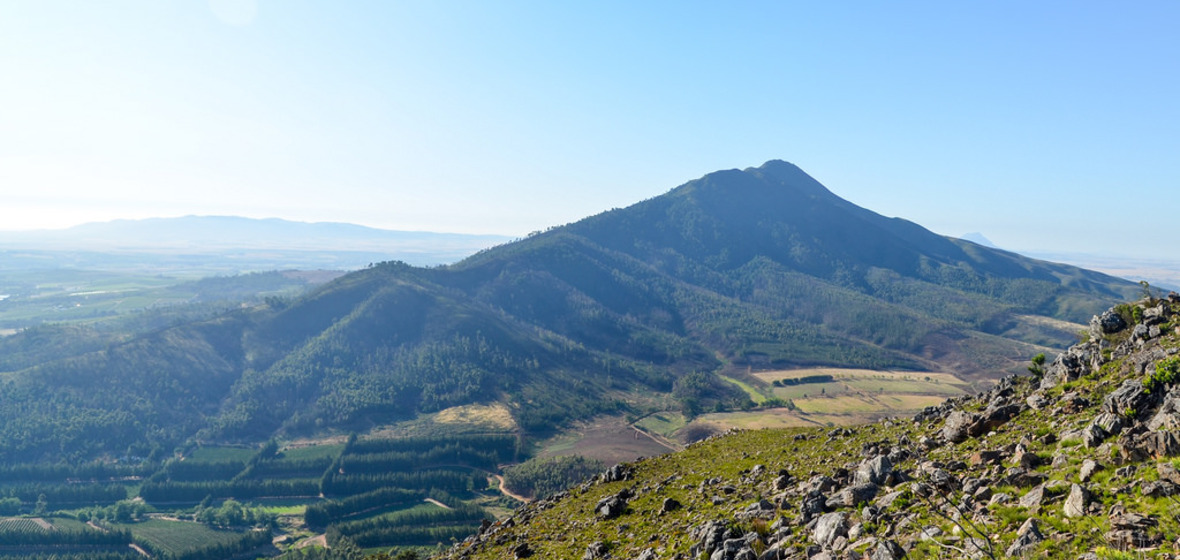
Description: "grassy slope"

(439, 297), (1180, 559)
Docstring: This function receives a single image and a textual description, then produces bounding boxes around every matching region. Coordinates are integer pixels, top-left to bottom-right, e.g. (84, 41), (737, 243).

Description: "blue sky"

(2, 1), (1177, 258)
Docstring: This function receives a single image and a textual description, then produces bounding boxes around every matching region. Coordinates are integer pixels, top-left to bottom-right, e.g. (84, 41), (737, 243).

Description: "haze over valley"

(4, 2), (1179, 559)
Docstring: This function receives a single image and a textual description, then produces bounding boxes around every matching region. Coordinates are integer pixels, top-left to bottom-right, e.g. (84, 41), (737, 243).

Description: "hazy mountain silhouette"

(0, 216), (513, 270)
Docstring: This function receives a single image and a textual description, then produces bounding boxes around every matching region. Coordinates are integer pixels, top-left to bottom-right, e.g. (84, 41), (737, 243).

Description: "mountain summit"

(0, 161), (1140, 462)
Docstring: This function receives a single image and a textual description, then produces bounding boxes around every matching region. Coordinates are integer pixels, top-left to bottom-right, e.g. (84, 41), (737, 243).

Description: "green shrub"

(1144, 355), (1180, 393)
(1096, 546), (1139, 560)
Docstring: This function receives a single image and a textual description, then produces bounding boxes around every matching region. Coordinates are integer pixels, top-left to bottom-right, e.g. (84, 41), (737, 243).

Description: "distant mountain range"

(0, 216), (513, 271)
(0, 161), (1141, 462)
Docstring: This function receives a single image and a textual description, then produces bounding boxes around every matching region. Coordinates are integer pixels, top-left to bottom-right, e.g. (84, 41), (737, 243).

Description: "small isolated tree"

(1140, 280), (1157, 303)
(1028, 353), (1046, 380)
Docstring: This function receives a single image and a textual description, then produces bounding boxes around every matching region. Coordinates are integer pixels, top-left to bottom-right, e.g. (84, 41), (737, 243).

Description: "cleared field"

(771, 382), (848, 400)
(116, 519), (249, 556)
(753, 367), (965, 385)
(697, 366), (967, 429)
(842, 378), (964, 396)
(537, 416), (675, 465)
(697, 409), (878, 430)
(1015, 313), (1086, 332)
(434, 403), (517, 430)
(792, 394), (947, 414)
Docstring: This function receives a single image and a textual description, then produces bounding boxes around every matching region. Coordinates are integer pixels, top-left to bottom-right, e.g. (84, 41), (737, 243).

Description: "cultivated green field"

(720, 375), (768, 404)
(634, 412), (687, 438)
(279, 443), (345, 461)
(114, 519), (251, 556)
(186, 445), (259, 462)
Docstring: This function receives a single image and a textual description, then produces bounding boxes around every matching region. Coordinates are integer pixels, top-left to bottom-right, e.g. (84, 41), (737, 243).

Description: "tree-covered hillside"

(0, 161), (1140, 463)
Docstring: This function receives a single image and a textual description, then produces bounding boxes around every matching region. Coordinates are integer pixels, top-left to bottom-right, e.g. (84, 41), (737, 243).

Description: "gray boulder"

(980, 403), (1020, 431)
(600, 464), (631, 483)
(1094, 412), (1125, 436)
(583, 541), (609, 560)
(1063, 484), (1090, 518)
(1093, 309), (1127, 335)
(800, 489), (827, 522)
(1005, 518), (1044, 557)
(1082, 422), (1108, 449)
(827, 483), (878, 508)
(690, 520), (735, 558)
(1080, 459), (1102, 482)
(1159, 461), (1180, 485)
(870, 539), (906, 560)
(855, 455), (893, 486)
(942, 410), (981, 443)
(1107, 511), (1160, 549)
(1147, 388), (1180, 431)
(1103, 379), (1151, 419)
(1141, 480), (1179, 498)
(1026, 392), (1049, 410)
(709, 537), (755, 560)
(812, 512), (849, 548)
(1018, 484), (1045, 512)
(1118, 430), (1180, 461)
(595, 490), (630, 519)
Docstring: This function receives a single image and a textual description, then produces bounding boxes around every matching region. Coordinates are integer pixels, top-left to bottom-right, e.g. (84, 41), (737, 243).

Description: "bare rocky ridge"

(436, 294), (1180, 559)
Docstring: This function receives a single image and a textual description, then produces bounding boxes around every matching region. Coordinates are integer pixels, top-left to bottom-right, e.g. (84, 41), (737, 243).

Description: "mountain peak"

(749, 159), (835, 197)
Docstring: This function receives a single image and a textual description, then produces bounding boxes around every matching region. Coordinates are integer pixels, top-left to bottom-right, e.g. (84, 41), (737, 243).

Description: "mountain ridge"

(0, 160), (1142, 463)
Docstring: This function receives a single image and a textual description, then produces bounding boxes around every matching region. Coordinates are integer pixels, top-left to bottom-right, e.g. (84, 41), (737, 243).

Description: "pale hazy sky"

(2, 1), (1177, 258)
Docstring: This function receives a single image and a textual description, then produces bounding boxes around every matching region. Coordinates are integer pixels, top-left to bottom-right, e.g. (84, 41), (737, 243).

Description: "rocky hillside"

(438, 293), (1180, 559)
